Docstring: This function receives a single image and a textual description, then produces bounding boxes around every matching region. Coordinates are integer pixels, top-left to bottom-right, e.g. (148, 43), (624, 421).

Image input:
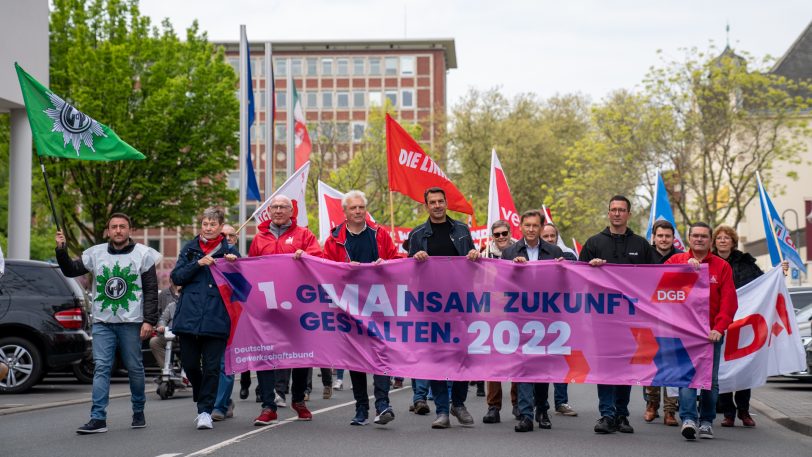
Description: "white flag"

(253, 162), (310, 227)
(718, 267), (806, 393)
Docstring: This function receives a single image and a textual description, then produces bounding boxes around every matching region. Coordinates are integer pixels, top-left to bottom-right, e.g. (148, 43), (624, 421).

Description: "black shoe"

(476, 382), (485, 397)
(594, 416), (616, 434)
(482, 406), (501, 424)
(514, 416), (534, 432)
(536, 411), (552, 429)
(413, 400), (431, 415)
(616, 415), (634, 433)
(512, 405), (521, 420)
(239, 387), (249, 400)
(131, 411), (146, 428)
(77, 419), (108, 434)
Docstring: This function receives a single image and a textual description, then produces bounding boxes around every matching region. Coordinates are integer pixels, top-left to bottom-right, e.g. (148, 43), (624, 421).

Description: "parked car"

(0, 260), (92, 393)
(790, 286), (812, 311)
(793, 286), (812, 340)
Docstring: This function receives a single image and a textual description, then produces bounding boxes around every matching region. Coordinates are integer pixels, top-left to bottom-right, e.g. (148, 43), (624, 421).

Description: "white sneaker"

(195, 412), (213, 430)
(698, 422), (714, 439)
(333, 379), (343, 390)
(275, 393), (287, 408)
(681, 420), (697, 440)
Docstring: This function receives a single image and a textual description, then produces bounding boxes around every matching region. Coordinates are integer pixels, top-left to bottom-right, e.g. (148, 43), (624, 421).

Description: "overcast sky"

(138, 0), (812, 106)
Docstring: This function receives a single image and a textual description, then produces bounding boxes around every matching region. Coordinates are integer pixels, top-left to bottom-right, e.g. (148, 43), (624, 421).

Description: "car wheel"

(0, 337), (44, 394)
(72, 356), (95, 384)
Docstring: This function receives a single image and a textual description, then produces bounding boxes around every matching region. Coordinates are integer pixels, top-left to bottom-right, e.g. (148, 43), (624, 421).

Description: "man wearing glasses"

(579, 195), (656, 435)
(246, 195), (322, 426)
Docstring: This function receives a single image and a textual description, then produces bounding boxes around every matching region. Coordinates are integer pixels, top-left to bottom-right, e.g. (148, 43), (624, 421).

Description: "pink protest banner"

(211, 256), (714, 388)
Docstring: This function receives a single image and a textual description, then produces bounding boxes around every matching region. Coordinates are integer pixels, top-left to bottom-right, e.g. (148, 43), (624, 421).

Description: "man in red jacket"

(323, 190), (399, 426)
(250, 195), (322, 426)
(665, 222), (738, 441)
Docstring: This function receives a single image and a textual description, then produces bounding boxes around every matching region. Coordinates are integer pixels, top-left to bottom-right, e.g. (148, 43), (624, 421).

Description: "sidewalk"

(750, 376), (812, 437)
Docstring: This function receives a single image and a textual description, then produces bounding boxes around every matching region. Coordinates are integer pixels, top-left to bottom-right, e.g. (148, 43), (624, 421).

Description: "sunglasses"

(492, 231), (510, 238)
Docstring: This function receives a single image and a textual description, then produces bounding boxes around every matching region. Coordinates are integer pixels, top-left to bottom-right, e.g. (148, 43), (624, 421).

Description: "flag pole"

(389, 190), (396, 237)
(238, 25), (248, 254)
(37, 155), (61, 232)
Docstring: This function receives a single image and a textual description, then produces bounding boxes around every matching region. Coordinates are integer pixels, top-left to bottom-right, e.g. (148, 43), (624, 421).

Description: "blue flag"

(245, 44), (261, 201)
(645, 170), (685, 251)
(758, 174), (806, 274)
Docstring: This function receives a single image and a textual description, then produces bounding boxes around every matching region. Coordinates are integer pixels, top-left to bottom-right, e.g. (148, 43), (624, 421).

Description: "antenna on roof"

(726, 21), (730, 48)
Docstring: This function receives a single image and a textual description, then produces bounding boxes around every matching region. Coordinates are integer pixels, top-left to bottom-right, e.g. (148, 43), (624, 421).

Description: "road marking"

(154, 454), (182, 457)
(185, 387), (408, 456)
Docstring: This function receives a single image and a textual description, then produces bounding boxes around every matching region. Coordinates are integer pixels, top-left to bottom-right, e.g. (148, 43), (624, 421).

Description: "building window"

(276, 91), (287, 109)
(255, 90), (265, 108)
(337, 92), (349, 108)
(384, 57), (398, 76)
(321, 58), (333, 76)
(368, 91), (382, 106)
(228, 171), (239, 189)
(385, 91), (397, 106)
(291, 58), (302, 76)
(401, 89), (414, 108)
(275, 58), (287, 76)
(352, 122), (366, 142)
(252, 124), (265, 141)
(353, 58), (365, 75)
(306, 58), (318, 76)
(337, 59), (349, 76)
(227, 57), (239, 75)
(337, 123), (350, 142)
(147, 239), (161, 252)
(352, 91), (365, 108)
(306, 92), (318, 108)
(369, 58), (381, 75)
(322, 92), (333, 109)
(400, 56), (415, 75)
(275, 123), (286, 143)
(251, 58), (264, 76)
(320, 122), (335, 140)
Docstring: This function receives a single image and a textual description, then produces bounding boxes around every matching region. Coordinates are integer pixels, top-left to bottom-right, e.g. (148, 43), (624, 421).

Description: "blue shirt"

(344, 225), (378, 263)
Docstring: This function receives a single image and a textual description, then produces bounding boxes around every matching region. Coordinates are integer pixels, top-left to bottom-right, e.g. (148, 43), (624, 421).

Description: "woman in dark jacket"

(712, 225), (762, 428)
(171, 207), (239, 430)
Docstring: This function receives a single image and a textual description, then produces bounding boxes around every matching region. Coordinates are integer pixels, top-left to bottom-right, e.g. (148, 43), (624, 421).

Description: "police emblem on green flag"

(14, 63), (145, 161)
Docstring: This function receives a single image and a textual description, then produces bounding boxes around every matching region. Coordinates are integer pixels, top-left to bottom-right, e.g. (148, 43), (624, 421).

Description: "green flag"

(14, 63), (145, 161)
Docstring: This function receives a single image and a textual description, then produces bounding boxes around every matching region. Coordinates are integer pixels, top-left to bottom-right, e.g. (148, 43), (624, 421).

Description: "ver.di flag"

(487, 149), (521, 240)
(645, 170), (685, 250)
(757, 173), (807, 274)
(14, 63), (144, 161)
(718, 267), (806, 392)
(541, 205), (577, 257)
(385, 114), (473, 214)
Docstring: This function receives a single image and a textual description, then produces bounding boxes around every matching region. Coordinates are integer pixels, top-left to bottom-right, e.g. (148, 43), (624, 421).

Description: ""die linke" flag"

(15, 63), (144, 161)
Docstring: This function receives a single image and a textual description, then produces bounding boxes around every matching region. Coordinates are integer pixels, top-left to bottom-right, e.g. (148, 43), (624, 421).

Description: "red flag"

(572, 238), (582, 257)
(486, 149), (521, 240)
(386, 114), (473, 214)
(317, 180), (376, 243)
(292, 85), (312, 170)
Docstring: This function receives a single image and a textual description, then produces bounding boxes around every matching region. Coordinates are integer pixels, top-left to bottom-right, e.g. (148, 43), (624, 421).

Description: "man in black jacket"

(407, 186), (479, 429)
(55, 213), (160, 434)
(579, 196), (656, 435)
(502, 210), (567, 433)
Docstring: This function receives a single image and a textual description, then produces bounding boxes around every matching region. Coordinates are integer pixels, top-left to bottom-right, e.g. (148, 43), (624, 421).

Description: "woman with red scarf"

(171, 207), (240, 430)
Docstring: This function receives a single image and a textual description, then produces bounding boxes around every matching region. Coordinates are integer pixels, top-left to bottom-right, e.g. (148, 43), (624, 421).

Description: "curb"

(750, 398), (812, 437)
(0, 392), (131, 416)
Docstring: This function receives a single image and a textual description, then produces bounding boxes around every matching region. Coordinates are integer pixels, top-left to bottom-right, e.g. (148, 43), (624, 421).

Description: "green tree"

(47, 0), (238, 253)
(644, 46), (811, 228)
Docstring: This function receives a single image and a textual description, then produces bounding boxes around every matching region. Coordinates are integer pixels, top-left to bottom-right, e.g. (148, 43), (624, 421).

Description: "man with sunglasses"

(579, 195), (656, 435)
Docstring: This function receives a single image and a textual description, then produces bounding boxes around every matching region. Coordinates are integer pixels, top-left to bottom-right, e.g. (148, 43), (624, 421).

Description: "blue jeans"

(597, 384), (631, 418)
(679, 340), (722, 424)
(213, 355), (235, 414)
(517, 382), (536, 419)
(430, 380), (468, 414)
(90, 322), (145, 420)
(553, 383), (568, 407)
(350, 371), (391, 413)
(412, 378), (429, 403)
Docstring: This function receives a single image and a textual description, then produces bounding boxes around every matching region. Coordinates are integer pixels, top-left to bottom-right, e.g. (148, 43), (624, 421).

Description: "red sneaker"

(292, 402), (312, 421)
(254, 408), (278, 426)
(721, 416), (735, 427)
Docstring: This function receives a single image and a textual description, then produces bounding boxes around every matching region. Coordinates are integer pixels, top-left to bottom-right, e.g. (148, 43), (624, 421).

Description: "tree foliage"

(47, 0), (238, 253)
(643, 46), (811, 229)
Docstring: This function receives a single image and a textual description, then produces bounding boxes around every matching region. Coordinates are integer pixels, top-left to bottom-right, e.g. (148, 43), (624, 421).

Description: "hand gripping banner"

(211, 256), (714, 388)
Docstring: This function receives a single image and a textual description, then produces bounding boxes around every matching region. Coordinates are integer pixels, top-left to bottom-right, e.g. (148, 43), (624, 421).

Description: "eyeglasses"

(269, 205), (292, 211)
(493, 231), (510, 238)
(226, 234), (238, 240)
